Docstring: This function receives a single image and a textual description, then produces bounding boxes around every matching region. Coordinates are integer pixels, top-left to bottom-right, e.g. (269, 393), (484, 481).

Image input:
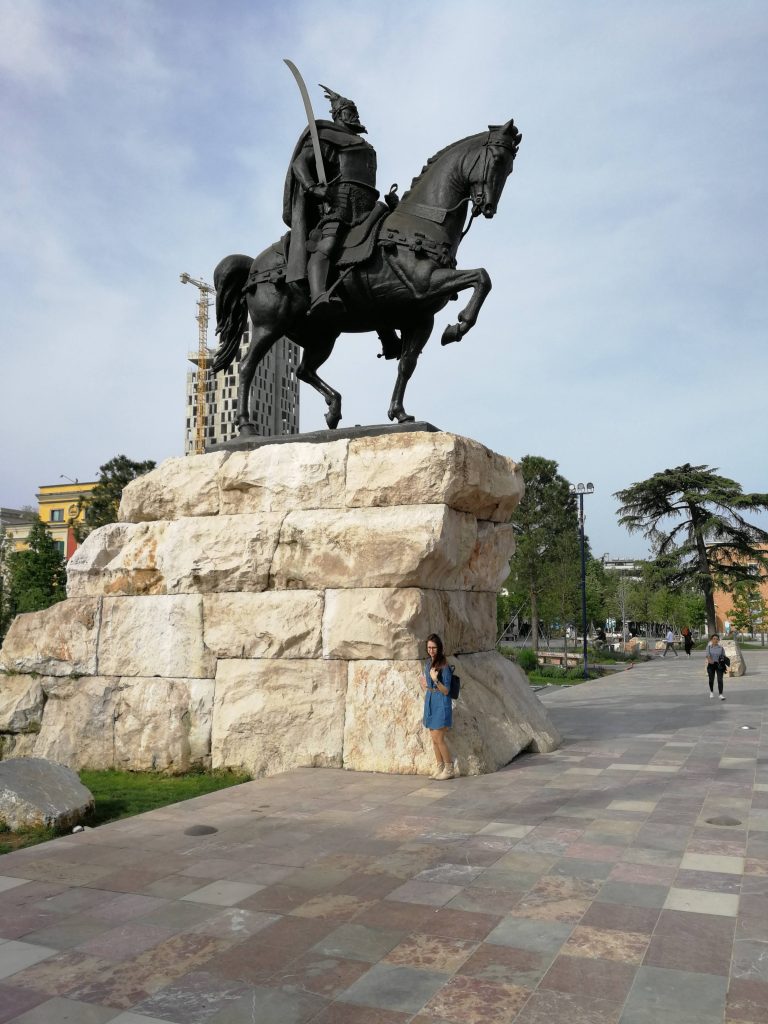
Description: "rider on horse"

(282, 85), (396, 312)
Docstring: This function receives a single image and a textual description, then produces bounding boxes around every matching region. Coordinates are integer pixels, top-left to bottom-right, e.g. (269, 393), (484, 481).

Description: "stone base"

(0, 431), (560, 776)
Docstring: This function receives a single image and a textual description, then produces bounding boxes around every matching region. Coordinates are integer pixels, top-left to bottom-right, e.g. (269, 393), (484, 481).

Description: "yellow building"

(36, 481), (97, 560)
(0, 508), (38, 553)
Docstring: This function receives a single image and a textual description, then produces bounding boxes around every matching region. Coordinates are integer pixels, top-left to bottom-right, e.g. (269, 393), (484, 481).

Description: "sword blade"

(283, 59), (327, 185)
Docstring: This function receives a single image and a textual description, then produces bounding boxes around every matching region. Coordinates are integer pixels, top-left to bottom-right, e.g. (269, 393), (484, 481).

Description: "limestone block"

(119, 452), (230, 522)
(33, 677), (123, 770)
(0, 758), (94, 830)
(219, 440), (348, 514)
(158, 515), (283, 594)
(322, 589), (496, 660)
(0, 675), (45, 733)
(0, 599), (101, 676)
(346, 432), (523, 522)
(97, 596), (216, 678)
(67, 522), (166, 597)
(203, 592), (324, 659)
(271, 506), (477, 590)
(0, 734), (38, 760)
(211, 659), (347, 776)
(722, 639), (746, 677)
(113, 678), (214, 772)
(342, 661), (431, 774)
(343, 653), (560, 776)
(459, 521), (516, 591)
(68, 515), (283, 597)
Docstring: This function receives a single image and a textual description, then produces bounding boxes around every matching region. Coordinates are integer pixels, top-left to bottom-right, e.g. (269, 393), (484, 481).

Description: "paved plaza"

(0, 650), (767, 1024)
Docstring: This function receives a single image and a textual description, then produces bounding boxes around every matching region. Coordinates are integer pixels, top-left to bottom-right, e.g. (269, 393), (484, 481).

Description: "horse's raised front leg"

(297, 333), (342, 429)
(429, 266), (492, 345)
(388, 316), (434, 424)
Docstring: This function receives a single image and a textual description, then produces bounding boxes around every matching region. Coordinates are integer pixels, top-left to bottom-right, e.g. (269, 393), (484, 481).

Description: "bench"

(536, 651), (581, 668)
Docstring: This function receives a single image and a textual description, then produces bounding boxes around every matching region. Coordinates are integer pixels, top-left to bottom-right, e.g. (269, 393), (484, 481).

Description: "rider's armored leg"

(307, 224), (341, 310)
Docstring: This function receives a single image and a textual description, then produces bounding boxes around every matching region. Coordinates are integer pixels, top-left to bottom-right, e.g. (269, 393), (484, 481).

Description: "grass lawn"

(0, 768), (251, 856)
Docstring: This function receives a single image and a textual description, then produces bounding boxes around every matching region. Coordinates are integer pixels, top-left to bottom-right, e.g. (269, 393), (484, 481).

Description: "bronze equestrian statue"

(212, 67), (522, 434)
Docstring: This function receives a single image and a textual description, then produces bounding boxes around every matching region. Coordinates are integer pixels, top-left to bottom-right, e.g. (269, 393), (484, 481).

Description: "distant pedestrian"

(421, 633), (456, 780)
(662, 629), (678, 657)
(681, 626), (693, 657)
(705, 633), (727, 700)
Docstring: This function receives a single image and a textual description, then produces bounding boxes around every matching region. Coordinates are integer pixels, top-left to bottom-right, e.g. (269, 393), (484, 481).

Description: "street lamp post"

(570, 482), (594, 679)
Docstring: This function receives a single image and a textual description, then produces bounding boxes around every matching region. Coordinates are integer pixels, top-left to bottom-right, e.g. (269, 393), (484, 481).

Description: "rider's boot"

(307, 252), (343, 316)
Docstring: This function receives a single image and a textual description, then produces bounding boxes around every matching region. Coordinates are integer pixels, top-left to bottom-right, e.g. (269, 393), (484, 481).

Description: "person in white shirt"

(662, 629), (678, 658)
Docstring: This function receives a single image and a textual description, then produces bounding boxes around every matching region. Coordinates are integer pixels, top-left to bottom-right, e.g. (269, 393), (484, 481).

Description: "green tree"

(7, 520), (67, 615)
(615, 465), (768, 636)
(76, 455), (156, 540)
(728, 582), (767, 637)
(504, 456), (581, 652)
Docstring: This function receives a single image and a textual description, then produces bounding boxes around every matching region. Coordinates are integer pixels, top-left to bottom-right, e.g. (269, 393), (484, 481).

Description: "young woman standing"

(421, 633), (456, 780)
(706, 633), (727, 700)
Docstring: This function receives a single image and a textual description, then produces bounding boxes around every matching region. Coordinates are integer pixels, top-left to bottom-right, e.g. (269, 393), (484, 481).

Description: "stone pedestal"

(0, 431), (560, 776)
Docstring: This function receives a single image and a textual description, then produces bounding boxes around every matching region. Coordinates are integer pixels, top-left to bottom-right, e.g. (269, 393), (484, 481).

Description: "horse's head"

(468, 119), (522, 219)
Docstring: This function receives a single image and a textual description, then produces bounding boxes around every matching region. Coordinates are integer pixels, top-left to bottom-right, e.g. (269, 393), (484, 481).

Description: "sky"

(1, 0), (766, 558)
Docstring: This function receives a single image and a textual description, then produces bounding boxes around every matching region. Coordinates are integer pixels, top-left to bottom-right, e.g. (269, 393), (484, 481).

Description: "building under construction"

(184, 328), (300, 453)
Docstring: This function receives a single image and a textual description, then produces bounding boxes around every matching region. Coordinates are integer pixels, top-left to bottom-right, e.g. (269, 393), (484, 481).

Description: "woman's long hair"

(427, 633), (447, 669)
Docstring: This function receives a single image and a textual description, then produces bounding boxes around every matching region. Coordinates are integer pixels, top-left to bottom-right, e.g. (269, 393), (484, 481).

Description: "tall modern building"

(184, 326), (300, 453)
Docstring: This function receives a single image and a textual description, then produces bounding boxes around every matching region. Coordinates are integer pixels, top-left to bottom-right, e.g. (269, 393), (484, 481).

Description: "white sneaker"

(719, 695), (726, 701)
(435, 764), (455, 781)
(709, 692), (714, 699)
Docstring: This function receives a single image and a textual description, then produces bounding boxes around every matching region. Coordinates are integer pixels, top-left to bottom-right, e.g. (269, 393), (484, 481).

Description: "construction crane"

(180, 272), (214, 455)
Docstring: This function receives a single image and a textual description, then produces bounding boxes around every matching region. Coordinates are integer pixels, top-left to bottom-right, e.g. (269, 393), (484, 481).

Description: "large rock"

(113, 678), (214, 771)
(68, 515), (284, 597)
(342, 653), (561, 776)
(219, 440), (348, 514)
(211, 659), (347, 776)
(203, 592), (324, 659)
(0, 599), (101, 676)
(346, 432), (523, 521)
(0, 757), (94, 830)
(97, 596), (215, 678)
(33, 676), (122, 769)
(322, 588), (496, 660)
(119, 452), (230, 522)
(722, 638), (746, 677)
(0, 675), (45, 733)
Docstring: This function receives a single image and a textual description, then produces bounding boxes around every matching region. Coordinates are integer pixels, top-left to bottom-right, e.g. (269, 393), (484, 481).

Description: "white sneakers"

(720, 695), (726, 701)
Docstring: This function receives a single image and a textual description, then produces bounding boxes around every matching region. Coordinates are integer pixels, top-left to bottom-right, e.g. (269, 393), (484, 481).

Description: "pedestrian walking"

(681, 626), (693, 657)
(662, 628), (678, 657)
(705, 633), (728, 700)
(420, 633), (456, 780)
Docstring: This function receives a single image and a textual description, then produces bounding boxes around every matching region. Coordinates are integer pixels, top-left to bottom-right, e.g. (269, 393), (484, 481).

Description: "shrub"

(515, 649), (538, 673)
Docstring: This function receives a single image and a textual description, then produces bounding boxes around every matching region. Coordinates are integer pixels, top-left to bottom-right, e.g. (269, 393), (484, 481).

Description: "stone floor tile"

(4, 950), (109, 996)
(663, 887), (740, 916)
(540, 954), (636, 1002)
(415, 907), (501, 942)
(336, 962), (449, 1014)
(513, 988), (623, 1024)
(0, 878), (28, 895)
(207, 985), (326, 1024)
(475, 823), (534, 838)
(619, 964), (727, 1023)
(726, 977), (768, 1023)
(19, 919), (112, 951)
(643, 909), (734, 975)
(420, 973), (531, 1023)
(269, 951), (372, 999)
(562, 925), (649, 964)
(679, 852), (745, 874)
(76, 922), (176, 962)
(180, 881), (265, 907)
(310, 1005), (410, 1024)
(4, 996), (120, 1023)
(674, 868), (741, 893)
(485, 917), (573, 953)
(0, 984), (47, 1024)
(130, 969), (250, 1023)
(444, 886), (525, 916)
(0, 941), (57, 981)
(383, 880), (462, 907)
(732, 938), (768, 983)
(457, 941), (553, 987)
(577, 902), (661, 935)
(596, 881), (669, 909)
(382, 933), (476, 973)
(109, 1013), (187, 1024)
(311, 923), (405, 963)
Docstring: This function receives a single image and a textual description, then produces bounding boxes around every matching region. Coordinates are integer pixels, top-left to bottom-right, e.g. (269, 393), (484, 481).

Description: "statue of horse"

(212, 119), (521, 434)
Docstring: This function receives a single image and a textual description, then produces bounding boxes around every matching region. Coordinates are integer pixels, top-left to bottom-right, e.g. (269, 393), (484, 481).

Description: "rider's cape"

(282, 120), (374, 284)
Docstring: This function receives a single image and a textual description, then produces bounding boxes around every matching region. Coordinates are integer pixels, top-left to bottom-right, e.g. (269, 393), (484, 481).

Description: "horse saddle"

(336, 202), (389, 267)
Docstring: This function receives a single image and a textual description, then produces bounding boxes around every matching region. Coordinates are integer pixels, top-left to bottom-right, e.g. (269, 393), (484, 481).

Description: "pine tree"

(7, 520), (67, 615)
(615, 464), (768, 636)
(76, 455), (156, 540)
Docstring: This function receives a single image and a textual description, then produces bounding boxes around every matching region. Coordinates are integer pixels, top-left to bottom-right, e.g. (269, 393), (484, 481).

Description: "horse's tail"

(211, 254), (252, 374)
